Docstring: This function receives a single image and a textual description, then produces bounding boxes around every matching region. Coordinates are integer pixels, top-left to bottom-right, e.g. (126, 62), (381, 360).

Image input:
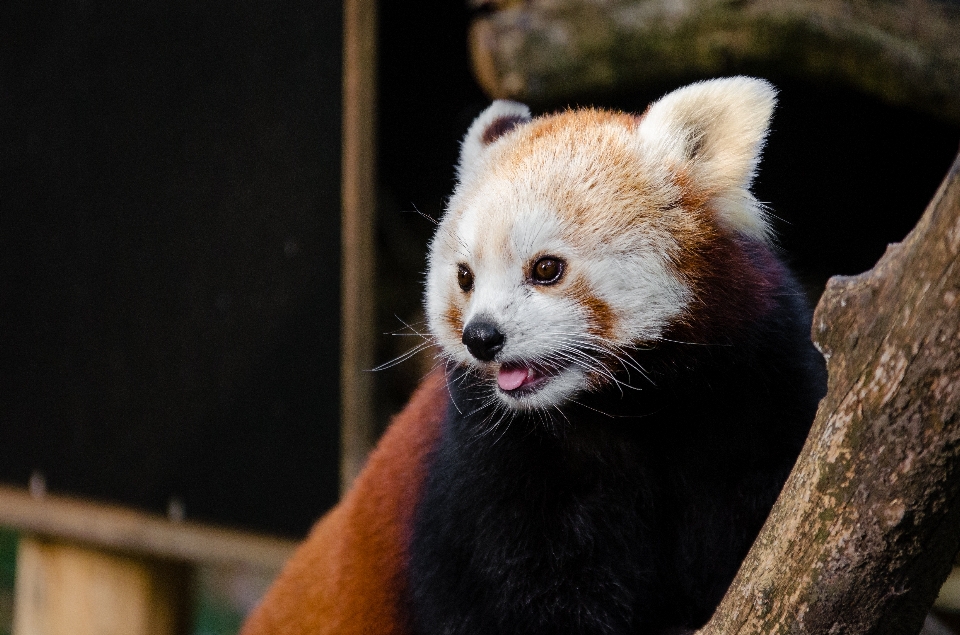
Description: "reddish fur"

(650, 167), (779, 345)
(672, 167), (712, 211)
(444, 304), (463, 336)
(567, 277), (616, 339)
(667, 226), (782, 344)
(500, 109), (639, 180)
(240, 371), (447, 635)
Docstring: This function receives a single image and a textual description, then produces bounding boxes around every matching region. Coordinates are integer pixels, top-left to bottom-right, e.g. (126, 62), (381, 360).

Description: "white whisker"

(371, 342), (434, 371)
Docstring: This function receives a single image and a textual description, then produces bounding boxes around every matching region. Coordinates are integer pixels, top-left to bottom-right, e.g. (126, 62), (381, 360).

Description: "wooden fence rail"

(0, 485), (297, 635)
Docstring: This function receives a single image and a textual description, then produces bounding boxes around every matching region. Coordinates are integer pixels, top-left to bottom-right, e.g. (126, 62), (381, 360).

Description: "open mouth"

(497, 362), (551, 395)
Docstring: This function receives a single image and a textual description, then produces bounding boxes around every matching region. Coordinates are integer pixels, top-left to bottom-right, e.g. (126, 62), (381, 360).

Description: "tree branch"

(469, 0), (960, 122)
(697, 151), (960, 634)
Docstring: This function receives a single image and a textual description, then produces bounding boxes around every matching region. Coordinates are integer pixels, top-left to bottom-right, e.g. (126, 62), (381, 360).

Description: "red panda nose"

(462, 320), (505, 362)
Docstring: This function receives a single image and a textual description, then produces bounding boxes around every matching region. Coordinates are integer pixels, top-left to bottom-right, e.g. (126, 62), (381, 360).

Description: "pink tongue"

(498, 366), (530, 391)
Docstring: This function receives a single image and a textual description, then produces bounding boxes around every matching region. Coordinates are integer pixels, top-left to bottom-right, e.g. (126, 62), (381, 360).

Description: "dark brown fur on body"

(408, 254), (826, 635)
(415, 78), (824, 627)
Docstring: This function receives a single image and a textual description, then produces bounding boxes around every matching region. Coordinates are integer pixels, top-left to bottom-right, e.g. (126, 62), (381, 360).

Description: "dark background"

(1, 1), (958, 538)
(1, 1), (343, 537)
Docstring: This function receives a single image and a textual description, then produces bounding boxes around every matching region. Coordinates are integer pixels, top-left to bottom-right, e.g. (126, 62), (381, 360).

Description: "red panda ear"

(457, 100), (532, 183)
(637, 77), (777, 242)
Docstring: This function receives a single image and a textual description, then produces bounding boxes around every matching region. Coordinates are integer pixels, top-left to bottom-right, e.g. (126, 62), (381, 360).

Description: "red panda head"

(425, 77), (778, 411)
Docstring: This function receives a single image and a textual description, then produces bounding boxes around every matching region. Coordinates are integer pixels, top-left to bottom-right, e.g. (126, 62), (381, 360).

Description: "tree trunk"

(696, 151), (960, 634)
(469, 0), (960, 122)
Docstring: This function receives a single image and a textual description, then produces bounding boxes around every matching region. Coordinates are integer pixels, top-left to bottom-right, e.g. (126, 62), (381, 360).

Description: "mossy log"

(693, 152), (960, 634)
(469, 0), (960, 122)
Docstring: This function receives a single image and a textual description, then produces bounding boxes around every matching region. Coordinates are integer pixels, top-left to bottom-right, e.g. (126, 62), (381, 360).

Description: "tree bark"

(469, 0), (960, 122)
(694, 151), (960, 634)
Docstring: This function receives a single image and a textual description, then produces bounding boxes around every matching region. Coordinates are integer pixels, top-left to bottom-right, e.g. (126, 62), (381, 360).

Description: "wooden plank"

(340, 0), (379, 492)
(0, 486), (295, 570)
(12, 537), (188, 635)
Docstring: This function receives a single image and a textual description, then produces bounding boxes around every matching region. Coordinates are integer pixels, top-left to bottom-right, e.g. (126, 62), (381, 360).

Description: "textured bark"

(469, 0), (960, 122)
(693, 152), (960, 634)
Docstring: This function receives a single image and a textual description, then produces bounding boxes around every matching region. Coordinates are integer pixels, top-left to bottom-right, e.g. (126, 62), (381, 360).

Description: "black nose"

(462, 320), (505, 362)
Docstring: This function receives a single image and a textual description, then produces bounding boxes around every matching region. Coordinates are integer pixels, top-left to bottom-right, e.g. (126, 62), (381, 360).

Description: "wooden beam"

(12, 537), (188, 635)
(340, 0), (379, 492)
(0, 485), (295, 571)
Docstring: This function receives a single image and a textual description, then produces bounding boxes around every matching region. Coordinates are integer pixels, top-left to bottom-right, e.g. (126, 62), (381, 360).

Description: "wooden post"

(0, 485), (297, 635)
(12, 538), (188, 635)
(340, 0), (379, 492)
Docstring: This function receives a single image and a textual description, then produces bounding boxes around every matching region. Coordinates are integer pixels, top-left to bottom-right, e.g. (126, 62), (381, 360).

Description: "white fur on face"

(426, 154), (688, 411)
(425, 78), (776, 412)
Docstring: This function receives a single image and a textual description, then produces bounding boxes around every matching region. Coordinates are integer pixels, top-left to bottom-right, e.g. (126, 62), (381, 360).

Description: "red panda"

(241, 77), (826, 635)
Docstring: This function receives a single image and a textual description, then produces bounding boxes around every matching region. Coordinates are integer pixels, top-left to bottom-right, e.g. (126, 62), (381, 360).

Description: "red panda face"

(425, 78), (777, 411)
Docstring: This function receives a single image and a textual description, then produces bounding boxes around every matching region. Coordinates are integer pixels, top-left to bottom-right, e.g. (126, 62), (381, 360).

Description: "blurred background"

(2, 0), (960, 633)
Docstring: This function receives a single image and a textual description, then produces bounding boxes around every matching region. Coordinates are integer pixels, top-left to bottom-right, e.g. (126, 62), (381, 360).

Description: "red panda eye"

(531, 257), (564, 284)
(457, 264), (474, 292)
